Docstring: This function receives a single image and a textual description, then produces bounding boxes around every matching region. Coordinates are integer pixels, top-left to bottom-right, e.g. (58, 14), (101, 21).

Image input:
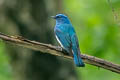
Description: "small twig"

(0, 32), (120, 74)
(107, 0), (120, 24)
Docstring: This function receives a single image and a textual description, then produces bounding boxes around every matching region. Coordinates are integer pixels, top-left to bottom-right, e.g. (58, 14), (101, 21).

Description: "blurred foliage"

(0, 41), (12, 80)
(64, 0), (120, 80)
(0, 0), (120, 80)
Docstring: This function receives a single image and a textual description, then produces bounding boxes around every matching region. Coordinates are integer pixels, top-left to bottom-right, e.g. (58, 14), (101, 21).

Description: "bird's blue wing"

(71, 33), (85, 67)
(55, 28), (71, 53)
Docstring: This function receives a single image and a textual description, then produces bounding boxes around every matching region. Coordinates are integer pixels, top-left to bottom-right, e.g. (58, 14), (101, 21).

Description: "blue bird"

(52, 14), (85, 67)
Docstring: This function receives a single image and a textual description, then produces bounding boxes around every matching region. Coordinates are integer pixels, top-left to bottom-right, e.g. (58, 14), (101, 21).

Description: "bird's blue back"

(53, 14), (85, 67)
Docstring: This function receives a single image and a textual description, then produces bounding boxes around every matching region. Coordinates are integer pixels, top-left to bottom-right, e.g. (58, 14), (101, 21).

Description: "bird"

(52, 14), (85, 67)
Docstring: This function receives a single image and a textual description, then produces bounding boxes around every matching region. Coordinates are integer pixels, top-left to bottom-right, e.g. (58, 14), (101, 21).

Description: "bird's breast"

(55, 24), (70, 32)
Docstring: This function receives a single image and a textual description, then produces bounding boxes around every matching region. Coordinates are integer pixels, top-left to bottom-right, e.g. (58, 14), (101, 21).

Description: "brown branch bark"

(0, 32), (120, 74)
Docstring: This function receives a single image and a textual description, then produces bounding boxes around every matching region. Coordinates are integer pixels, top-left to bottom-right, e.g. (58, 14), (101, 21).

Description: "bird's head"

(51, 14), (70, 24)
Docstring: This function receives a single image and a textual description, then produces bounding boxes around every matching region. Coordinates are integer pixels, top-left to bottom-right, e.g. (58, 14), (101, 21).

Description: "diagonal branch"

(0, 32), (120, 74)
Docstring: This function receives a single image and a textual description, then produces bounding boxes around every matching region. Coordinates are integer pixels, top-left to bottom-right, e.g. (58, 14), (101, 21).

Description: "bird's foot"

(56, 46), (69, 56)
(56, 46), (62, 51)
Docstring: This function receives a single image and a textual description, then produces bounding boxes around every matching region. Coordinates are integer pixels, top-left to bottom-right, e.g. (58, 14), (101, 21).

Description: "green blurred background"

(0, 0), (120, 80)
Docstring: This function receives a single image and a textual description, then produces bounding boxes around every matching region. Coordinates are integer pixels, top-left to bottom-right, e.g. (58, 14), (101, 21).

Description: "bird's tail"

(73, 50), (85, 67)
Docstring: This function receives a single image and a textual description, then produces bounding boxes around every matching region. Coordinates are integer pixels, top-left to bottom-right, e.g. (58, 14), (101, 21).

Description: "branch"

(0, 32), (120, 74)
(108, 0), (118, 21)
(107, 0), (120, 25)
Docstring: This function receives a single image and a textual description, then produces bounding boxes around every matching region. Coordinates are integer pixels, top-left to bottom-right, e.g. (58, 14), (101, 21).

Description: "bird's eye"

(56, 16), (61, 18)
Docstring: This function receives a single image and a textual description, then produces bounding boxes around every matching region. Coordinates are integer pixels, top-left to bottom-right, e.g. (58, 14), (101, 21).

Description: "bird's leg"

(56, 46), (62, 51)
(56, 46), (69, 56)
(62, 48), (69, 56)
(56, 46), (63, 54)
(62, 49), (67, 54)
(56, 46), (65, 56)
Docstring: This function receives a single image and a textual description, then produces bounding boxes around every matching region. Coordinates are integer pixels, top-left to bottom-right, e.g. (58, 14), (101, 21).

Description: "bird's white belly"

(55, 35), (64, 48)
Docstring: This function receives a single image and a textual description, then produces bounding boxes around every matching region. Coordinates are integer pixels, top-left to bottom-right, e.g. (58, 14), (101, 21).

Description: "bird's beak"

(51, 16), (56, 19)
